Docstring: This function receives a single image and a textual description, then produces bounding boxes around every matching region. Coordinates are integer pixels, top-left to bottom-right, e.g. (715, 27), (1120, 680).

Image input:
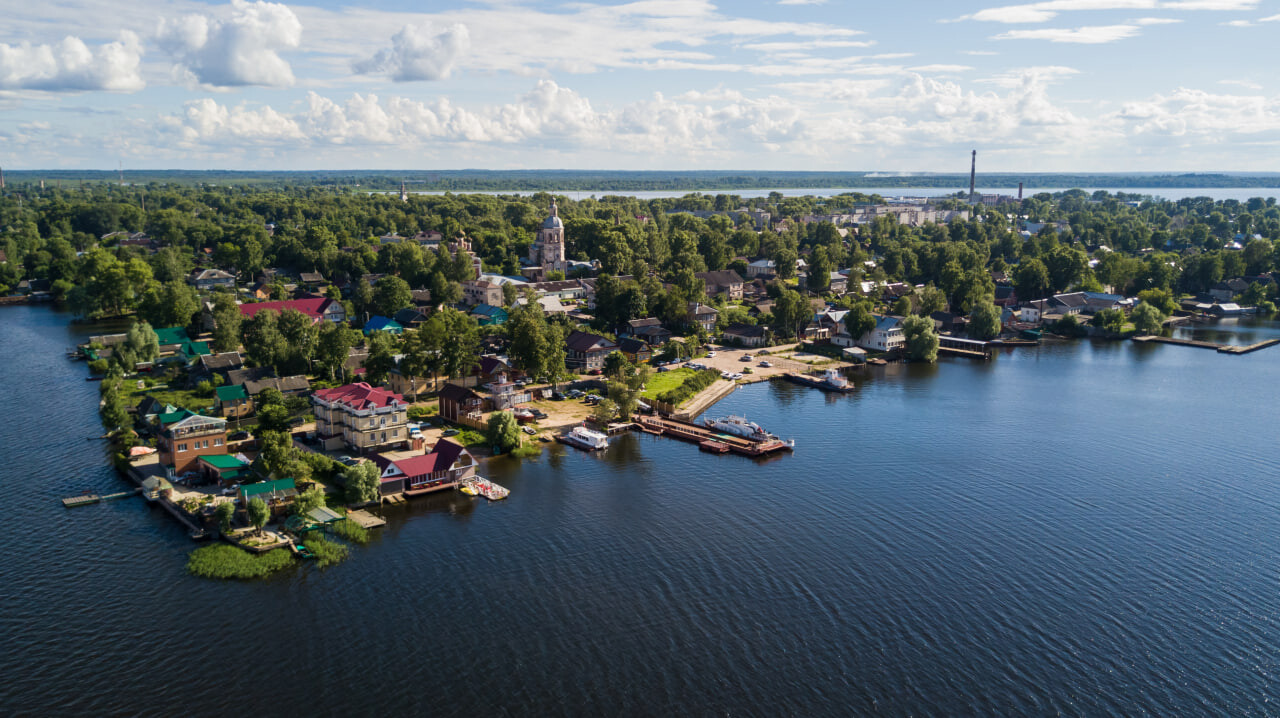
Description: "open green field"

(642, 368), (697, 399)
(122, 383), (214, 413)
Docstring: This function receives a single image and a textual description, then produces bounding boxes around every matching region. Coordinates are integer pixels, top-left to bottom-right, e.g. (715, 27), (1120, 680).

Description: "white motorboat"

(558, 425), (610, 451)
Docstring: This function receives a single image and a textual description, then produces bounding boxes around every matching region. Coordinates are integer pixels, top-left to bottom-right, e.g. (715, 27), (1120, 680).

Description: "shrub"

(408, 405), (437, 421)
(655, 369), (721, 406)
(510, 444), (542, 459)
(186, 544), (294, 579)
(331, 520), (369, 545)
(304, 535), (349, 568)
(88, 359), (109, 374)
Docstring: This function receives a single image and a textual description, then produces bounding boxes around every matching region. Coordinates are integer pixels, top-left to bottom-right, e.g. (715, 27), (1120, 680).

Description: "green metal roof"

(154, 327), (190, 346)
(240, 478), (297, 498)
(199, 454), (248, 470)
(180, 341), (211, 357)
(157, 409), (197, 425)
(215, 384), (249, 401)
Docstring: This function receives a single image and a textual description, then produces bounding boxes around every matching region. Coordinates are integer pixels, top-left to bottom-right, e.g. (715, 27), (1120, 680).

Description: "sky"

(1, 0), (1278, 172)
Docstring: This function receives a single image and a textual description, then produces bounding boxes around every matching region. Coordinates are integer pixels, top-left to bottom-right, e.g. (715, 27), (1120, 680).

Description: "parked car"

(442, 429), (459, 437)
(740, 354), (753, 362)
(551, 391), (565, 401)
(759, 360), (772, 368)
(531, 409), (548, 419)
(588, 368), (602, 376)
(657, 366), (671, 373)
(338, 456), (359, 466)
(706, 351), (717, 357)
(229, 430), (251, 441)
(289, 417), (306, 426)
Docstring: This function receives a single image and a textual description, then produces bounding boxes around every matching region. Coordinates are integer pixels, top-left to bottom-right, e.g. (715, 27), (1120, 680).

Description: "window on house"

(178, 443), (188, 451)
(214, 439), (223, 446)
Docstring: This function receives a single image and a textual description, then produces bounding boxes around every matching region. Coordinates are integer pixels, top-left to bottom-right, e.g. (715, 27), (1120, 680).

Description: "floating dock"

(1133, 336), (1280, 354)
(783, 372), (854, 393)
(459, 477), (509, 501)
(346, 509), (387, 528)
(634, 416), (792, 458)
(61, 488), (141, 507)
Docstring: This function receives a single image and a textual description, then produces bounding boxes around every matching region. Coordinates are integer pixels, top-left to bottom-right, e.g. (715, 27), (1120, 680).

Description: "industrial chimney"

(969, 150), (977, 203)
(1018, 182), (1024, 201)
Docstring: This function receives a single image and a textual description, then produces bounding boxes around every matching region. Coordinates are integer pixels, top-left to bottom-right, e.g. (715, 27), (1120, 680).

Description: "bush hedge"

(655, 369), (721, 406)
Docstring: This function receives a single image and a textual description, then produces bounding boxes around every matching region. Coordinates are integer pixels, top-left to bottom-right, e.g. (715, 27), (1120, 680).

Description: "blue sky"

(1, 0), (1277, 171)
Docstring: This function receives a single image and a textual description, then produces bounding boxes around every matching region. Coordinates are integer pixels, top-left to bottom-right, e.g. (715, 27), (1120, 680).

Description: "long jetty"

(634, 416), (791, 457)
(1133, 335), (1280, 354)
(62, 488), (140, 507)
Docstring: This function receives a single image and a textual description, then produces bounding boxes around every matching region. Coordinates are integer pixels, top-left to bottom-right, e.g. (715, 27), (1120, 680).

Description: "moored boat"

(557, 425), (610, 451)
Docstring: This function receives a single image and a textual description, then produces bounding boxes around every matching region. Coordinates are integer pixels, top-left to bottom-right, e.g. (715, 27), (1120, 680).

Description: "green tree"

(363, 330), (401, 386)
(918, 285), (948, 315)
(892, 295), (912, 317)
(771, 288), (810, 339)
(257, 404), (292, 433)
(246, 497), (270, 536)
(138, 280), (200, 329)
(806, 246), (833, 293)
(99, 379), (128, 433)
(1136, 288), (1177, 315)
(1091, 308), (1127, 334)
(344, 460), (382, 505)
(243, 310), (287, 372)
(316, 321), (361, 381)
(1130, 301), (1167, 335)
(214, 501), (235, 535)
(843, 303), (876, 342)
(967, 300), (1002, 340)
(486, 411), (521, 453)
(292, 486), (327, 517)
(1014, 259), (1052, 300)
(372, 275), (413, 317)
(276, 308), (318, 375)
(211, 292), (242, 353)
(540, 322), (569, 388)
(901, 315), (939, 362)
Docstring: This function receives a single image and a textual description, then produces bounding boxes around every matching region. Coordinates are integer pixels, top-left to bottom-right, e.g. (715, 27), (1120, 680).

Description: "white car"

(706, 351), (717, 357)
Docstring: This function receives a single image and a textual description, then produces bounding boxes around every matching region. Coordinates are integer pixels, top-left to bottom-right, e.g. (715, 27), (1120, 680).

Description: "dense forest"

(1, 184), (1278, 344)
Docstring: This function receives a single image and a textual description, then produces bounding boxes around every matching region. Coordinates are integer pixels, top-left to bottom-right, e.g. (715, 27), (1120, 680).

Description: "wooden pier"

(346, 509), (387, 528)
(1133, 336), (1280, 354)
(61, 488), (141, 507)
(783, 372), (854, 393)
(634, 416), (792, 458)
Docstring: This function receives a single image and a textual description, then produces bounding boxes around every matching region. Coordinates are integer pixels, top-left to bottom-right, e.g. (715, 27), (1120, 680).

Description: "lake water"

(404, 187), (1280, 203)
(4, 304), (1280, 715)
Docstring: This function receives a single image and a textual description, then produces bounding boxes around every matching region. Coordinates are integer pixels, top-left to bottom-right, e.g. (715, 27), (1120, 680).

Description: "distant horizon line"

(3, 168), (1280, 177)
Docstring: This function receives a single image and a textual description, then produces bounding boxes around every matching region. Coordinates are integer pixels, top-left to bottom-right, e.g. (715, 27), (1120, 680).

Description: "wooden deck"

(1133, 336), (1280, 354)
(634, 416), (792, 458)
(61, 488), (140, 507)
(346, 509), (387, 528)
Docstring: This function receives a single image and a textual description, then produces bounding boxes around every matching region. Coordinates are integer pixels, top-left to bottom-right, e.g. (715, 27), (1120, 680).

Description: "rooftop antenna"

(969, 150), (977, 204)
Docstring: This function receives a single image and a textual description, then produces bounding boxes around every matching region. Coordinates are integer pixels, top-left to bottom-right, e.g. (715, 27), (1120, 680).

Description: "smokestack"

(0, 166), (5, 190)
(969, 150), (977, 203)
(1018, 182), (1023, 201)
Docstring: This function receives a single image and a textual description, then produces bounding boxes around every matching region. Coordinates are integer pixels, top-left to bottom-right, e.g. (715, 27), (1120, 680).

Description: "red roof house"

(238, 297), (347, 324)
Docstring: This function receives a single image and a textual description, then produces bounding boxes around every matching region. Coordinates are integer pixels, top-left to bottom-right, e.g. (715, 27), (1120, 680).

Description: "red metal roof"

(312, 382), (405, 410)
(374, 440), (466, 480)
(238, 297), (335, 321)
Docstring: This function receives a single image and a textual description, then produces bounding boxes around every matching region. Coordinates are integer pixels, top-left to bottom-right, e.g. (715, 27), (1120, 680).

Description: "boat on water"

(787, 368), (853, 393)
(702, 415), (772, 442)
(557, 425), (610, 451)
(460, 484), (479, 496)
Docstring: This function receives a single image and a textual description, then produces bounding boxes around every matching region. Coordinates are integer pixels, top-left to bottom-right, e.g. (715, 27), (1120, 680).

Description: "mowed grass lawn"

(642, 367), (697, 399)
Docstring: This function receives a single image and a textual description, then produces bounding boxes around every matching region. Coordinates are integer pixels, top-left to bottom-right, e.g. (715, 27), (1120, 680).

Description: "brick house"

(565, 330), (618, 372)
(158, 412), (228, 476)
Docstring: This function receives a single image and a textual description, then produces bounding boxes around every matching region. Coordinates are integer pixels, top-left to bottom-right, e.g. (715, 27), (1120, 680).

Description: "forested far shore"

(2, 169), (1280, 192)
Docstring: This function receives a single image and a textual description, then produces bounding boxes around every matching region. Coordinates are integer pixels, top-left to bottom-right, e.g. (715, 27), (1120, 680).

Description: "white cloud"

(1113, 87), (1280, 140)
(993, 24), (1144, 42)
(960, 0), (1257, 23)
(779, 0), (828, 4)
(962, 50), (1001, 55)
(910, 64), (975, 73)
(157, 0), (302, 87)
(164, 97), (305, 144)
(1219, 79), (1262, 90)
(0, 32), (144, 92)
(353, 23), (470, 81)
(1133, 16), (1183, 23)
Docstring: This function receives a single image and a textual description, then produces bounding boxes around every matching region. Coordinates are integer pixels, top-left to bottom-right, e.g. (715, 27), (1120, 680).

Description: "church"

(525, 201), (568, 281)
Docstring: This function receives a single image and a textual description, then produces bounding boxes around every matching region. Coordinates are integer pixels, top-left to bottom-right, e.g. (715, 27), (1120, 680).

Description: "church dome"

(542, 201), (563, 230)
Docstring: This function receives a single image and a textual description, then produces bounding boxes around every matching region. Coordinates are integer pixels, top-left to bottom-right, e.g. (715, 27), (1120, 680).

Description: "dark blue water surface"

(3, 304), (1279, 716)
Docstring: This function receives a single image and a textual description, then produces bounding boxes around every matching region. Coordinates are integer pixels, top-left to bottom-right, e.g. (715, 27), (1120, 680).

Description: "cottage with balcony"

(158, 412), (228, 476)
